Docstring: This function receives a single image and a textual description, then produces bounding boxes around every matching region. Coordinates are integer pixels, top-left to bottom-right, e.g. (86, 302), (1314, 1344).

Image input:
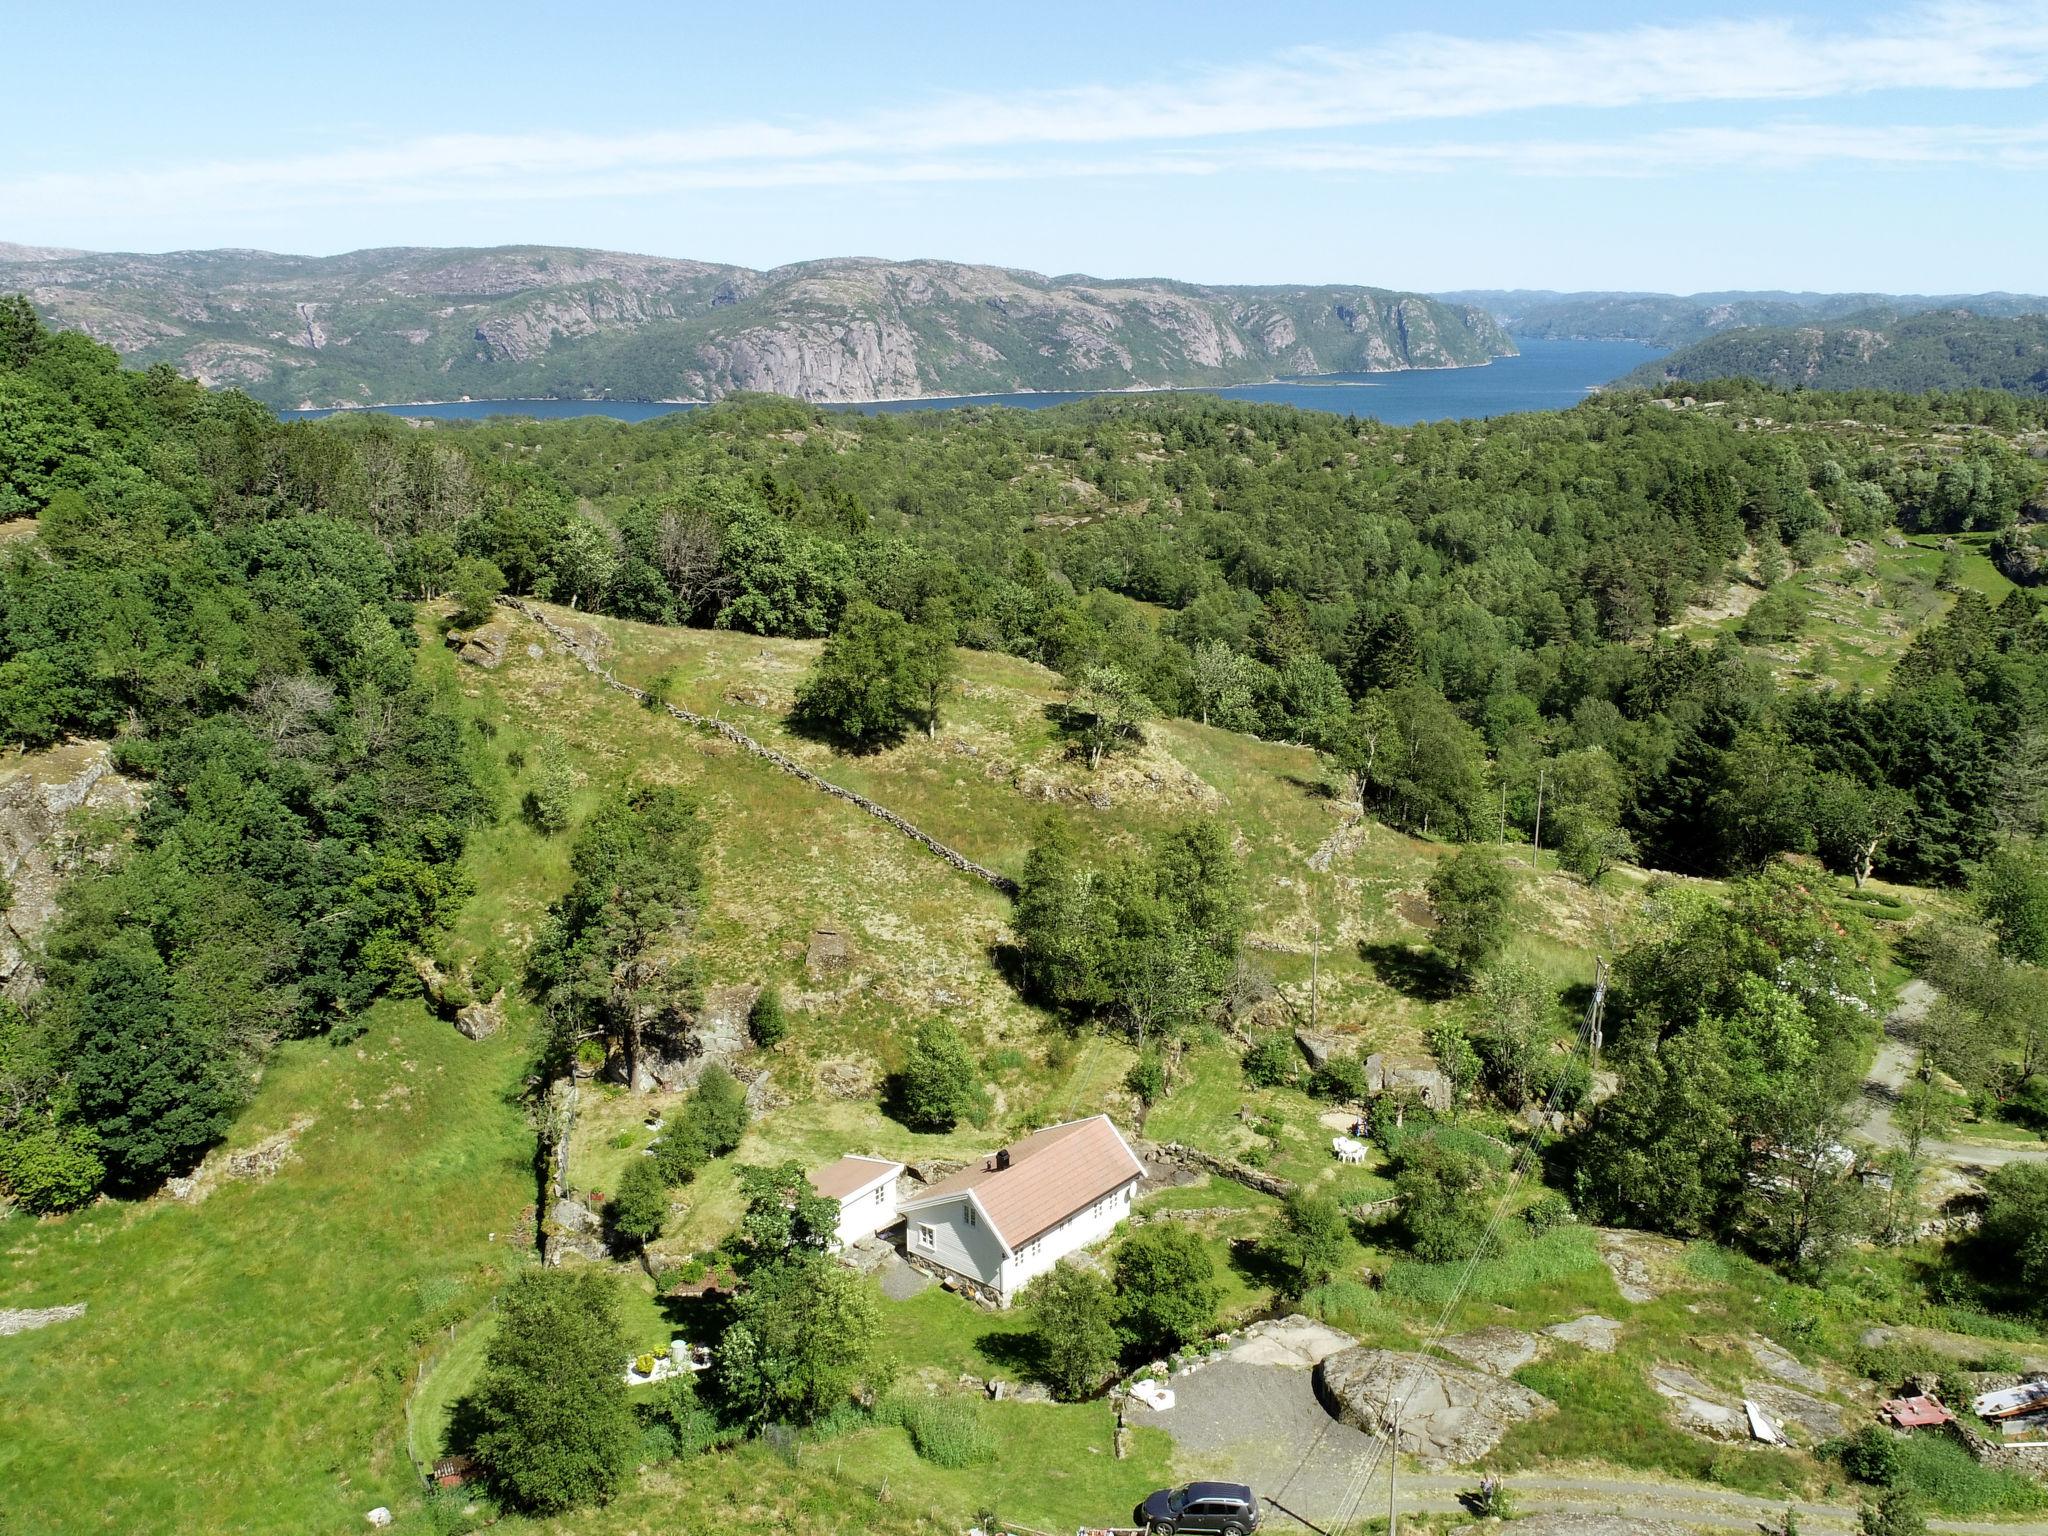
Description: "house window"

(964, 1204), (977, 1227)
(917, 1223), (936, 1250)
(1026, 1237), (1042, 1258)
(874, 1187), (886, 1206)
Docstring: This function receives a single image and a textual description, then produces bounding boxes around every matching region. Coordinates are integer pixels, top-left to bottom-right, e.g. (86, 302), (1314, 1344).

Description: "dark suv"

(1135, 1481), (1261, 1535)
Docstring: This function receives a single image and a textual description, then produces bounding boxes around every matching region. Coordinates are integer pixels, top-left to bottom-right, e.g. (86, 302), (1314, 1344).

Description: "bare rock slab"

(1744, 1379), (1844, 1441)
(1596, 1228), (1682, 1304)
(1315, 1346), (1553, 1469)
(1440, 1325), (1544, 1375)
(1544, 1314), (1623, 1353)
(1745, 1335), (1828, 1392)
(1648, 1364), (1746, 1442)
(0, 1303), (86, 1337)
(1224, 1315), (1358, 1369)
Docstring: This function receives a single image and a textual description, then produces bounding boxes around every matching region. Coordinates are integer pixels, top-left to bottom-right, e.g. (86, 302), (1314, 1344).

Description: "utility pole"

(1585, 957), (1607, 1070)
(1531, 767), (1546, 871)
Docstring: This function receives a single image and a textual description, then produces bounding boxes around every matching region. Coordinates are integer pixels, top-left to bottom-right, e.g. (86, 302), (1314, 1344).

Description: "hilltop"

(1442, 288), (2048, 349)
(1616, 308), (2048, 395)
(0, 243), (1512, 409)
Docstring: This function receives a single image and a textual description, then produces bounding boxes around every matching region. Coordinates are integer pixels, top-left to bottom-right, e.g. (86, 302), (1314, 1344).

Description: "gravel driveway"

(1127, 1358), (1387, 1530)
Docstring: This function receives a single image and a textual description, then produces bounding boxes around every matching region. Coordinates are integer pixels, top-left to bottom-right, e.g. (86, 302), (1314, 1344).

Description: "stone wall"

(499, 599), (1016, 894)
(1139, 1139), (1294, 1198)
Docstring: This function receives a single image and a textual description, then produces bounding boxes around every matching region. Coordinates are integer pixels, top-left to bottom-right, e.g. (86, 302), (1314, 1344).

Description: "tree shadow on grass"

(783, 704), (909, 758)
(1358, 939), (1458, 1002)
(1227, 1234), (1295, 1295)
(974, 1326), (1047, 1383)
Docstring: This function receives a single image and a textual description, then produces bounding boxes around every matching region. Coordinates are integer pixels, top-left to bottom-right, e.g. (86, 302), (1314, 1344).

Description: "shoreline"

(287, 349), (1525, 416)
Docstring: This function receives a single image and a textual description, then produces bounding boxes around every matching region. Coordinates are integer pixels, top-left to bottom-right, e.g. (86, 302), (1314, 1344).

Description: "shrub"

(1126, 1052), (1167, 1105)
(0, 1121), (104, 1213)
(748, 987), (789, 1049)
(1537, 1054), (1593, 1114)
(1842, 1424), (1904, 1487)
(1523, 1190), (1573, 1235)
(688, 1063), (750, 1156)
(1243, 1032), (1300, 1087)
(1268, 1190), (1349, 1293)
(471, 1269), (634, 1512)
(471, 944), (513, 1000)
(1311, 1051), (1370, 1102)
(1113, 1223), (1219, 1356)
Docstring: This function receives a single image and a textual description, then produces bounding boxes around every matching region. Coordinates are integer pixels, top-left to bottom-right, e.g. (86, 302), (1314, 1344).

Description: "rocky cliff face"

(0, 244), (1514, 409)
(0, 742), (143, 999)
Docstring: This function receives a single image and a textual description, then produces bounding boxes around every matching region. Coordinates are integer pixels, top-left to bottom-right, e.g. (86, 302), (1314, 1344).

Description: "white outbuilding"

(809, 1154), (905, 1251)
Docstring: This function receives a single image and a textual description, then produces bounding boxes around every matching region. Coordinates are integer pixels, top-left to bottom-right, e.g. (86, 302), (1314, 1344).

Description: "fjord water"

(285, 337), (1663, 426)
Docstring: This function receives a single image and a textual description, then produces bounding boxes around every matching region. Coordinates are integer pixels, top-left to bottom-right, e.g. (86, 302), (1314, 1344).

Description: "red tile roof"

(810, 1155), (902, 1201)
(902, 1116), (1144, 1250)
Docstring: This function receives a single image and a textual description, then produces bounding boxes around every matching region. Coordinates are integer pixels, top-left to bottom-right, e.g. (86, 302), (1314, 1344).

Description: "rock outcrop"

(2, 244), (1517, 411)
(1314, 1346), (1553, 1468)
(1, 741), (143, 998)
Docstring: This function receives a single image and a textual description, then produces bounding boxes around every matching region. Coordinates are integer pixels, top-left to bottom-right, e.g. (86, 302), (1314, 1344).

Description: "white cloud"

(4, 3), (2046, 222)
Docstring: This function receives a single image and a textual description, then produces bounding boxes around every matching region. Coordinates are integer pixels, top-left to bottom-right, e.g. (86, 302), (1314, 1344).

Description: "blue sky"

(5, 1), (2046, 292)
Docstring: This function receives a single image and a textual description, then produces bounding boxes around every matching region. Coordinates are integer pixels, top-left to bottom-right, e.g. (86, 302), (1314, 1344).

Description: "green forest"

(12, 292), (2048, 1532)
(5, 290), (2048, 1212)
(1621, 308), (2048, 396)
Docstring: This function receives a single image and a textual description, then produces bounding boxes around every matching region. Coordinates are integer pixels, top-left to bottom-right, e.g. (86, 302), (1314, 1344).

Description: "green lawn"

(0, 998), (538, 1535)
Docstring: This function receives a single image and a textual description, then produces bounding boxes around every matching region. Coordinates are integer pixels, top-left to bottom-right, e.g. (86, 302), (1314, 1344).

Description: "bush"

(1311, 1051), (1370, 1102)
(0, 1121), (104, 1213)
(1113, 1223), (1219, 1357)
(1842, 1424), (1904, 1487)
(1523, 1190), (1573, 1235)
(1020, 1262), (1120, 1400)
(1537, 1054), (1593, 1114)
(471, 944), (513, 1000)
(748, 987), (789, 1049)
(1268, 1189), (1350, 1293)
(1126, 1052), (1167, 1105)
(1242, 1032), (1299, 1087)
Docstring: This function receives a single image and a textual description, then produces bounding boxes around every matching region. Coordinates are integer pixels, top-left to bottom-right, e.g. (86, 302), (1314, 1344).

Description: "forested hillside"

(0, 244), (1512, 410)
(1620, 309), (2048, 395)
(1444, 287), (2048, 348)
(370, 377), (2048, 889)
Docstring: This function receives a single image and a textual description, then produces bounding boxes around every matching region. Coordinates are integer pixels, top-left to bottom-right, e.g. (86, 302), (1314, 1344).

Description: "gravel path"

(1856, 983), (2047, 1170)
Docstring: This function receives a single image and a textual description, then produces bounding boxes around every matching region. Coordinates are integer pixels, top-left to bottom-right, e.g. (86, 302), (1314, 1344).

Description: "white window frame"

(917, 1223), (936, 1250)
(964, 1202), (977, 1227)
(874, 1186), (886, 1206)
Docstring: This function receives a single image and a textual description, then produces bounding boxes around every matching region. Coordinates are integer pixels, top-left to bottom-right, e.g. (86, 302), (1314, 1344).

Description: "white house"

(809, 1155), (904, 1251)
(897, 1116), (1145, 1306)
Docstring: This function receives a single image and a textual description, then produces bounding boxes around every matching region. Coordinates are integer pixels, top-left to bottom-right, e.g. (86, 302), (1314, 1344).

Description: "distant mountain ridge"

(1439, 288), (2048, 349)
(1611, 307), (2048, 395)
(0, 243), (1514, 409)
